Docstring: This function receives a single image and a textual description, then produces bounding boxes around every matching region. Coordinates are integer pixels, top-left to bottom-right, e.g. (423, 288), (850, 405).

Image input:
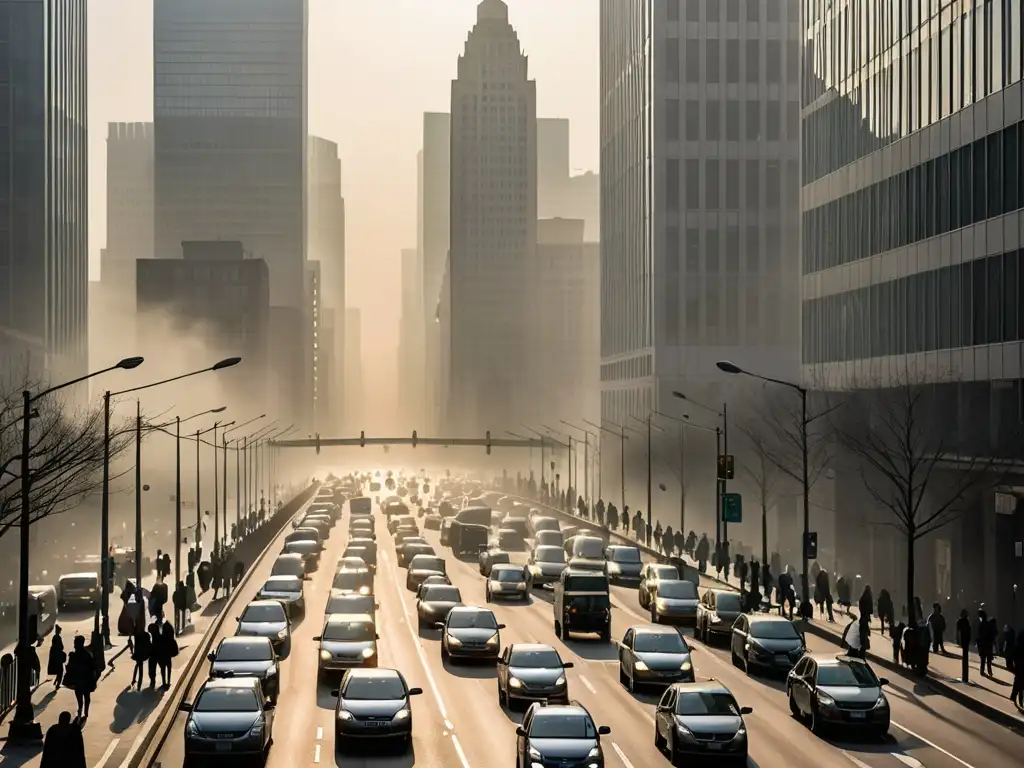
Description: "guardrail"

(121, 483), (319, 767)
(0, 653), (17, 719)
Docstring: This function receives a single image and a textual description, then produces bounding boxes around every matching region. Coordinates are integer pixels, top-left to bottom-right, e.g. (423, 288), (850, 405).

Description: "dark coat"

(41, 721), (87, 768)
(46, 635), (66, 676)
(65, 650), (96, 693)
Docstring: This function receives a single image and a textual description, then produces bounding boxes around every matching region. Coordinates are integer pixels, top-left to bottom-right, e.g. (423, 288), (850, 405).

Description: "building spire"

(477, 0), (508, 22)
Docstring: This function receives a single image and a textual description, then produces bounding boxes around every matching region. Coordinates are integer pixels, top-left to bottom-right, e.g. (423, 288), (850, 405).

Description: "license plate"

(215, 742), (232, 752)
(849, 711), (866, 720)
(363, 720), (386, 727)
(707, 742), (722, 750)
(775, 655), (789, 664)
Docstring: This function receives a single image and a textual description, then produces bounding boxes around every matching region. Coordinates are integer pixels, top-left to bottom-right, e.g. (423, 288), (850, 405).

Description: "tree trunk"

(761, 501), (768, 564)
(906, 529), (916, 624)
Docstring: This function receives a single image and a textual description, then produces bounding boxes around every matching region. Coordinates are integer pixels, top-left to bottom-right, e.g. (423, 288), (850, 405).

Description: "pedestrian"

(653, 521), (663, 552)
(47, 625), (66, 689)
(40, 710), (86, 768)
(673, 529), (685, 559)
(777, 571), (794, 619)
(172, 580), (187, 632)
(128, 625), (150, 691)
(65, 636), (95, 719)
(877, 589), (893, 633)
(928, 603), (947, 654)
(147, 613), (165, 687)
(836, 576), (851, 614)
(1004, 625), (1017, 674)
(762, 563), (773, 600)
(842, 612), (863, 658)
(159, 621), (178, 686)
(1011, 633), (1024, 708)
(977, 609), (995, 676)
(18, 639), (41, 688)
(738, 559), (749, 591)
(662, 525), (674, 556)
(956, 608), (971, 683)
(161, 552), (171, 581)
(858, 586), (874, 629)
(644, 520), (652, 547)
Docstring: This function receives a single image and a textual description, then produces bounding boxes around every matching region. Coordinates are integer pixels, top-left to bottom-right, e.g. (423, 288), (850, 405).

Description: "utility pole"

(583, 432), (589, 511)
(646, 414), (652, 537)
(222, 434), (228, 547)
(195, 430), (201, 560)
(721, 401), (729, 543)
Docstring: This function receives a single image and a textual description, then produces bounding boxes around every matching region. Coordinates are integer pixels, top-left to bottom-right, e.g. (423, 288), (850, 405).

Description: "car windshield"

(344, 548), (371, 560)
(422, 586), (461, 602)
(411, 557), (445, 572)
(488, 552), (510, 564)
(290, 531), (316, 541)
(323, 621), (375, 642)
(658, 581), (697, 599)
(536, 548), (566, 563)
(610, 548), (641, 563)
(572, 538), (605, 558)
(343, 675), (405, 700)
(715, 593), (742, 612)
(448, 610), (497, 630)
(675, 692), (740, 716)
(194, 688), (260, 712)
(492, 568), (525, 582)
(817, 663), (879, 687)
(339, 558), (367, 569)
(262, 578), (301, 593)
(652, 566), (678, 579)
(241, 604), (286, 623)
(216, 641), (272, 661)
(634, 632), (688, 653)
(326, 596), (374, 614)
(509, 649), (562, 668)
(62, 577), (97, 589)
(286, 541), (316, 552)
(749, 621), (800, 640)
(332, 572), (371, 591)
(530, 713), (596, 739)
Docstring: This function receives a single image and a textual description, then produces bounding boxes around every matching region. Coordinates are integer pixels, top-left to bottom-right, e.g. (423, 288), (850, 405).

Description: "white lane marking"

(316, 726), (323, 741)
(893, 755), (925, 768)
(889, 720), (976, 768)
(313, 743), (321, 763)
(611, 742), (635, 768)
(842, 752), (874, 768)
(94, 737), (120, 768)
(385, 538), (471, 768)
(578, 675), (597, 694)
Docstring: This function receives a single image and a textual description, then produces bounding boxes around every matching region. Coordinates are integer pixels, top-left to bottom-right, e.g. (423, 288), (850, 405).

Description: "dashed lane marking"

(94, 737), (120, 768)
(889, 721), (975, 768)
(893, 755), (925, 767)
(316, 726), (323, 741)
(578, 675), (597, 694)
(611, 742), (635, 768)
(313, 743), (321, 763)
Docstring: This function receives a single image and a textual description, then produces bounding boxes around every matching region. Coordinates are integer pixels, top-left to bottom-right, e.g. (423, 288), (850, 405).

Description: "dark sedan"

(478, 547), (511, 575)
(180, 677), (275, 761)
(654, 681), (751, 765)
(731, 614), (805, 674)
(415, 584), (463, 628)
(485, 564), (531, 602)
(787, 654), (889, 737)
(332, 668), (422, 752)
(497, 643), (573, 708)
(208, 636), (281, 703)
(405, 555), (447, 591)
(618, 625), (694, 692)
(697, 589), (744, 643)
(515, 702), (610, 768)
(437, 606), (505, 662)
(235, 600), (290, 654)
(603, 545), (643, 582)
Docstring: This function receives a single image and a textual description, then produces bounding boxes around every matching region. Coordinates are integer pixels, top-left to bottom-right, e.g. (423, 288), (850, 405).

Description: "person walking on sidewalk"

(47, 625), (65, 689)
(40, 710), (86, 768)
(173, 580), (188, 632)
(158, 621), (178, 687)
(65, 636), (95, 719)
(956, 608), (972, 683)
(128, 625), (151, 691)
(977, 608), (996, 676)
(928, 603), (947, 654)
(1010, 632), (1024, 708)
(877, 589), (893, 633)
(858, 586), (874, 629)
(147, 613), (166, 687)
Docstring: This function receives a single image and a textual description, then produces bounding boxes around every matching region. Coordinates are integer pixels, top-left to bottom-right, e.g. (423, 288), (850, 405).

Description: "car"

(394, 527), (421, 546)
(348, 537), (377, 556)
(179, 677), (275, 762)
(397, 540), (433, 567)
(603, 545), (643, 582)
(529, 516), (560, 536)
(406, 554), (447, 591)
(331, 668), (423, 751)
(423, 512), (442, 530)
(490, 527), (526, 552)
(382, 501), (409, 519)
(416, 574), (451, 590)
(314, 613), (379, 676)
(284, 527), (322, 552)
(485, 563), (530, 602)
(566, 536), (606, 572)
(235, 600), (290, 653)
(478, 547), (511, 575)
(336, 556), (369, 571)
(527, 545), (567, 586)
(696, 589), (744, 643)
(654, 681), (751, 765)
(298, 516), (332, 540)
(207, 636), (281, 703)
(515, 701), (610, 768)
(731, 614), (805, 673)
(282, 539), (320, 572)
(270, 553), (308, 580)
(787, 654), (890, 737)
(388, 514), (416, 535)
(499, 514), (529, 538)
(348, 519), (375, 539)
(257, 575), (305, 616)
(618, 625), (695, 692)
(497, 643), (573, 708)
(439, 517), (456, 546)
(325, 591), (378, 618)
(650, 579), (699, 625)
(415, 584), (463, 628)
(57, 572), (100, 610)
(342, 545), (377, 571)
(437, 606), (505, 662)
(638, 561), (679, 610)
(534, 529), (565, 548)
(332, 568), (373, 595)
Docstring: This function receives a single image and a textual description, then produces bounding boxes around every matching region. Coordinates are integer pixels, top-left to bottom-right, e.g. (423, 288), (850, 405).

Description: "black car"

(618, 625), (694, 691)
(478, 547), (511, 576)
(731, 614), (805, 673)
(331, 667), (423, 751)
(697, 589), (744, 643)
(515, 701), (610, 768)
(787, 654), (890, 737)
(207, 636), (281, 703)
(498, 643), (573, 708)
(415, 584), (463, 628)
(437, 606), (505, 662)
(654, 681), (751, 765)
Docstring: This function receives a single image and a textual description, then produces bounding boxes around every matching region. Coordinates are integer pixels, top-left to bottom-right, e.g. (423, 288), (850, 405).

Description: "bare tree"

(830, 372), (1005, 623)
(0, 369), (134, 540)
(755, 386), (835, 494)
(738, 419), (782, 564)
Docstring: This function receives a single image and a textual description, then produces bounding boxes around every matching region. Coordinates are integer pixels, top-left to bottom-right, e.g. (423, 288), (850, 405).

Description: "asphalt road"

(150, 494), (1024, 767)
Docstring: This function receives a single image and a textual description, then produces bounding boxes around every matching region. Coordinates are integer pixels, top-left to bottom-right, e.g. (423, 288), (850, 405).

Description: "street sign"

(721, 493), (742, 523)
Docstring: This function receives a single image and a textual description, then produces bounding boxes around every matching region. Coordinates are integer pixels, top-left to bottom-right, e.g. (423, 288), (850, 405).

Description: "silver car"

(235, 600), (290, 653)
(604, 545), (643, 582)
(527, 545), (567, 586)
(208, 636), (280, 703)
(650, 580), (699, 625)
(314, 613), (379, 675)
(180, 677), (275, 761)
(325, 591), (377, 619)
(654, 681), (751, 764)
(257, 575), (305, 616)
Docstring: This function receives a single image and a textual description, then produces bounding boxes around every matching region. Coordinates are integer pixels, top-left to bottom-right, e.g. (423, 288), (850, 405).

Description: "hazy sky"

(88, 0), (598, 408)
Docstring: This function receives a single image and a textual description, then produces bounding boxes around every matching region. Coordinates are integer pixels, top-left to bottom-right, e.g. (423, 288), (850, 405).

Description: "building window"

(685, 101), (700, 140)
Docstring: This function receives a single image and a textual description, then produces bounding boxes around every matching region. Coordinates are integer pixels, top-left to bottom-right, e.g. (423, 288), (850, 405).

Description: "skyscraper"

(153, 0), (309, 424)
(344, 307), (363, 428)
(398, 248), (424, 427)
(0, 0), (88, 380)
(447, 0), (537, 433)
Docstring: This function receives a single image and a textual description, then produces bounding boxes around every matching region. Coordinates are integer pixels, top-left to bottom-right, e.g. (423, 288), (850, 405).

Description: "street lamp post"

(9, 356), (144, 743)
(626, 415), (664, 538)
(223, 415), (266, 537)
(520, 425), (547, 489)
(585, 417), (628, 518)
(671, 391), (728, 544)
(560, 420), (595, 511)
(716, 360), (811, 613)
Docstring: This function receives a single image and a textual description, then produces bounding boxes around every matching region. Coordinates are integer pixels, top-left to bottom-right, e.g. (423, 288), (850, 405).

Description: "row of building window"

(803, 118), (1024, 274)
(668, 0), (795, 24)
(665, 37), (800, 85)
(667, 157), (800, 211)
(802, 246), (1024, 364)
(666, 98), (799, 143)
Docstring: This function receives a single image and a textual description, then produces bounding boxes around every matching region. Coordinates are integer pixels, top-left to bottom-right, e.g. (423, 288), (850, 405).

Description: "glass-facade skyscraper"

(0, 0), (88, 380)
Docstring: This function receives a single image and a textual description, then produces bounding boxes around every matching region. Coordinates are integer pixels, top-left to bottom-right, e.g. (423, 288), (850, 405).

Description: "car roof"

(632, 624), (683, 636)
(533, 703), (589, 718)
(264, 575), (301, 584)
(275, 553), (304, 561)
(219, 636), (271, 648)
(672, 680), (732, 696)
(324, 612), (374, 625)
(748, 614), (792, 623)
(345, 667), (400, 681)
(421, 583), (459, 594)
(607, 545), (638, 551)
(510, 643), (557, 653)
(808, 653), (871, 667)
(200, 676), (262, 691)
(243, 600), (286, 611)
(449, 605), (491, 614)
(60, 572), (99, 580)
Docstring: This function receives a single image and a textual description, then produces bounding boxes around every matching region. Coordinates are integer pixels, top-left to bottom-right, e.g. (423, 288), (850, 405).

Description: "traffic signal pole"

(721, 401), (729, 544)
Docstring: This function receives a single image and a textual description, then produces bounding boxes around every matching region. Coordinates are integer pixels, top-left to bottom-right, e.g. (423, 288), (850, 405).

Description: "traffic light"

(315, 433), (321, 455)
(412, 430), (418, 448)
(486, 430), (492, 455)
(360, 430), (365, 448)
(717, 454), (735, 480)
(804, 531), (818, 560)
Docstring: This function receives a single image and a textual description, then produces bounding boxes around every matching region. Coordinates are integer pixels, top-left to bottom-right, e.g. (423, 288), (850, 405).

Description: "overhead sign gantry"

(271, 431), (543, 455)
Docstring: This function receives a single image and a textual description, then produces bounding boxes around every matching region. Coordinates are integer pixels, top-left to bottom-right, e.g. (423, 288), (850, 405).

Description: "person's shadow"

(110, 687), (164, 734)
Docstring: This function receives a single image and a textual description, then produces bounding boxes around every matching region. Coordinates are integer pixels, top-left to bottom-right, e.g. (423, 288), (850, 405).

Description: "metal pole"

(620, 426), (626, 515)
(540, 437), (546, 488)
(679, 423), (686, 536)
(715, 428), (723, 549)
(213, 423), (219, 555)
(801, 388), (811, 609)
(235, 439), (241, 533)
(135, 400), (142, 592)
(222, 434), (228, 547)
(722, 401), (729, 543)
(583, 433), (589, 510)
(243, 437), (248, 518)
(174, 416), (181, 631)
(195, 429), (201, 561)
(646, 414), (652, 537)
(100, 391), (111, 644)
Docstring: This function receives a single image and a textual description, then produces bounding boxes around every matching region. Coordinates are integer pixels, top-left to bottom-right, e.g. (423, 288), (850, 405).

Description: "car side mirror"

(408, 687), (423, 696)
(179, 702), (193, 712)
(515, 726), (526, 737)
(330, 689), (339, 697)
(562, 662), (574, 669)
(878, 678), (889, 687)
(207, 652), (216, 662)
(312, 636), (322, 642)
(598, 725), (611, 736)
(434, 622), (445, 630)
(497, 624), (506, 630)
(740, 706), (753, 715)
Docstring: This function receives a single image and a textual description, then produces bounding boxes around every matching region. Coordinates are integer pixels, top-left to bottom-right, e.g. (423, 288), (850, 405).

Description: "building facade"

(447, 0), (538, 433)
(802, 0), (1024, 626)
(0, 0), (88, 381)
(344, 307), (363, 429)
(398, 248), (425, 428)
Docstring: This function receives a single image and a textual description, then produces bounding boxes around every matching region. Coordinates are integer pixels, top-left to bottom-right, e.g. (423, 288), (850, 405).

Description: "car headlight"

(277, 628), (288, 640)
(736, 724), (747, 738)
(393, 708), (411, 721)
(675, 722), (693, 739)
(528, 745), (542, 759)
(516, 582), (526, 590)
(873, 694), (889, 709)
(359, 586), (371, 595)
(485, 633), (499, 647)
(320, 650), (332, 661)
(361, 647), (376, 659)
(337, 710), (353, 721)
(249, 721), (264, 737)
(554, 675), (566, 686)
(587, 746), (601, 758)
(185, 719), (199, 737)
(447, 634), (463, 647)
(509, 677), (523, 689)
(816, 691), (837, 709)
(680, 661), (692, 673)
(634, 660), (648, 671)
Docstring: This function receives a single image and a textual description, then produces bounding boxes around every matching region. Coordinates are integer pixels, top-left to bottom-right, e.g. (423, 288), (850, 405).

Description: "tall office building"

(398, 248), (425, 427)
(153, 0), (309, 424)
(447, 0), (537, 433)
(344, 307), (363, 428)
(802, 1), (1024, 625)
(599, 0), (802, 518)
(538, 117), (571, 217)
(0, 0), (88, 381)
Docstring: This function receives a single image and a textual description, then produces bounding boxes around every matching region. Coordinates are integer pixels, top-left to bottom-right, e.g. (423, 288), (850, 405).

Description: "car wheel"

(626, 670), (636, 693)
(485, 588), (491, 602)
(497, 681), (506, 707)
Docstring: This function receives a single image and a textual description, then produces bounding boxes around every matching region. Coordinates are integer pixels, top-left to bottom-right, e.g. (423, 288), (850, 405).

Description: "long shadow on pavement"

(110, 687), (165, 734)
(0, 741), (42, 768)
(440, 658), (497, 680)
(334, 742), (415, 767)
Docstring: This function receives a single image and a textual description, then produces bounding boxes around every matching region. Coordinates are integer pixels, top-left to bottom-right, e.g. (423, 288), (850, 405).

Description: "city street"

(151, 495), (1024, 767)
